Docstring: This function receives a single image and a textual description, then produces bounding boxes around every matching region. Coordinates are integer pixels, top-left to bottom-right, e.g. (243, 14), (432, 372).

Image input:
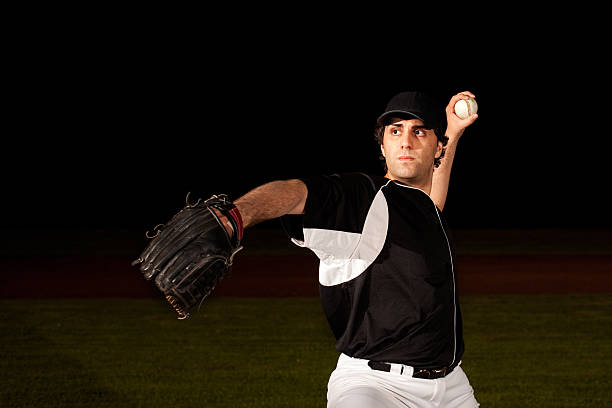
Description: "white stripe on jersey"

(302, 188), (389, 286)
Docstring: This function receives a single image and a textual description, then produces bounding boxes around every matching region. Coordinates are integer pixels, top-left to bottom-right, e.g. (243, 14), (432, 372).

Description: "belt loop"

(389, 364), (402, 375)
(402, 365), (414, 377)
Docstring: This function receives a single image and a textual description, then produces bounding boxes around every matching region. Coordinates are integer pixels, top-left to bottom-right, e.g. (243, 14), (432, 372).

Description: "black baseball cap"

(377, 91), (444, 130)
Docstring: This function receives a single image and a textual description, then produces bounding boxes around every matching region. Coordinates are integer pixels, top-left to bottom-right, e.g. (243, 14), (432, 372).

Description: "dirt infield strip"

(1, 253), (611, 298)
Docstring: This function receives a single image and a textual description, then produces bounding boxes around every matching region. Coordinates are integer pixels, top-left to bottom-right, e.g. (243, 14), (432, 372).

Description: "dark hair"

(373, 119), (449, 170)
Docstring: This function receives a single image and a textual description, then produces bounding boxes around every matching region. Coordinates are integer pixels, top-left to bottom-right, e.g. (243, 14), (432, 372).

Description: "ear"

(434, 140), (443, 159)
(380, 144), (386, 158)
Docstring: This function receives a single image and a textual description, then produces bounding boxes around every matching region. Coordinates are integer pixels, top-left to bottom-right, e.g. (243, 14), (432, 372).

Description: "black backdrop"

(5, 29), (610, 232)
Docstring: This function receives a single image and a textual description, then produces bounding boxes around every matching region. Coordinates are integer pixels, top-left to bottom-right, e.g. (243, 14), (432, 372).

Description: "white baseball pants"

(327, 354), (479, 408)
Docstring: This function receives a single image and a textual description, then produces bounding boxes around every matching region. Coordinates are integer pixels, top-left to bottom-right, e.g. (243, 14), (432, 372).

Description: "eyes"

(389, 127), (426, 137)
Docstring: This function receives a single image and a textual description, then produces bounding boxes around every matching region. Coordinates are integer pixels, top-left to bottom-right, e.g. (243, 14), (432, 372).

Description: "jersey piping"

(392, 181), (458, 368)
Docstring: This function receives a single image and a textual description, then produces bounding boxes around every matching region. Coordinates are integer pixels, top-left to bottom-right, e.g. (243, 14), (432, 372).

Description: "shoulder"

(299, 173), (384, 216)
(306, 172), (387, 193)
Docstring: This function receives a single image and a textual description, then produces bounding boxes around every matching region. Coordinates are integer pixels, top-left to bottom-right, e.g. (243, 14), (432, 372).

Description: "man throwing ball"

(135, 90), (479, 407)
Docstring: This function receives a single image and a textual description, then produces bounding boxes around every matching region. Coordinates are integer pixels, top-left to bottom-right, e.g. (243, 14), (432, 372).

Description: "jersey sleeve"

(279, 173), (379, 248)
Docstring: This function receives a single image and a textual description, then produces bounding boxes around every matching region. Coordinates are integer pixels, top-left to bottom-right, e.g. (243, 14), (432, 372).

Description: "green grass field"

(1, 295), (611, 407)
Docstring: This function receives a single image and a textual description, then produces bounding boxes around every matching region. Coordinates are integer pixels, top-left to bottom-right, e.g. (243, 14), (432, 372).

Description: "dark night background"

(2, 15), (611, 408)
(4, 20), (611, 238)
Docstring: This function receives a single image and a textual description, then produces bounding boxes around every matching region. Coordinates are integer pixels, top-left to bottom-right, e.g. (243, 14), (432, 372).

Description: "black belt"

(367, 360), (454, 379)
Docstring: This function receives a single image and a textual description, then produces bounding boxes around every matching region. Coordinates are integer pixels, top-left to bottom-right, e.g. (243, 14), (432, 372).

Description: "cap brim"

(377, 110), (427, 126)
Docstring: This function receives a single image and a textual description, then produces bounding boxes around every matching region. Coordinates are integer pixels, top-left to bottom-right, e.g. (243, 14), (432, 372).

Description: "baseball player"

(229, 90), (479, 407)
(135, 90), (479, 407)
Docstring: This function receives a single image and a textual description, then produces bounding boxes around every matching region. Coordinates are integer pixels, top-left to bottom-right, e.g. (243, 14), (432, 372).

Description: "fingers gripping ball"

(132, 194), (244, 319)
(454, 97), (478, 119)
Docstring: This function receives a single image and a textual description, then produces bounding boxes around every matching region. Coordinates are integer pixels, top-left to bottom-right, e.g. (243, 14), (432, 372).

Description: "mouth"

(398, 156), (415, 161)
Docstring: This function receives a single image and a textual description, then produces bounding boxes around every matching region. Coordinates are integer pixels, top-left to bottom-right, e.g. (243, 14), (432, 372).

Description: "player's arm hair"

(430, 137), (459, 211)
(234, 179), (307, 228)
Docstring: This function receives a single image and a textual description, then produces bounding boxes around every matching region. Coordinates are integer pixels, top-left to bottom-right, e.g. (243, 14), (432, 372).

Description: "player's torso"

(318, 175), (462, 368)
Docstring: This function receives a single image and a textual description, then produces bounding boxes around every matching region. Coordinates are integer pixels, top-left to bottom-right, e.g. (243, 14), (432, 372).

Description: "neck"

(384, 172), (433, 196)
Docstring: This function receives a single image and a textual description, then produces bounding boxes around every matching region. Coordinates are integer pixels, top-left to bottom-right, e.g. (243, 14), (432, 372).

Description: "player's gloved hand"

(132, 194), (244, 319)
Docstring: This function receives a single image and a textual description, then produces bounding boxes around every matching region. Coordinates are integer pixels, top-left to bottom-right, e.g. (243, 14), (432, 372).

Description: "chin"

(388, 168), (418, 181)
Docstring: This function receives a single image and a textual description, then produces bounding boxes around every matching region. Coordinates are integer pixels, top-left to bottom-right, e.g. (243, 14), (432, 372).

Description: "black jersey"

(281, 172), (464, 369)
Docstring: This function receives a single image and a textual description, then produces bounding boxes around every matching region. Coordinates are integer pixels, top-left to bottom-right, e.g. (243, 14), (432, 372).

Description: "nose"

(400, 132), (415, 149)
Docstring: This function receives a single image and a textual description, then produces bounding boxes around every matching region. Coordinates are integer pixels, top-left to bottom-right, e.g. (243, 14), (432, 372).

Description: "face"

(380, 118), (443, 186)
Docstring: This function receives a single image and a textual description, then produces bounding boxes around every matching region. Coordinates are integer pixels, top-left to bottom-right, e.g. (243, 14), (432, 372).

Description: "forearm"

(235, 179), (307, 228)
(431, 134), (460, 211)
(432, 90), (478, 210)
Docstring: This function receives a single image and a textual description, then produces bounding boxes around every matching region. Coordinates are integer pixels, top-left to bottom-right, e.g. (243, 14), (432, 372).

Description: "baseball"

(454, 97), (478, 119)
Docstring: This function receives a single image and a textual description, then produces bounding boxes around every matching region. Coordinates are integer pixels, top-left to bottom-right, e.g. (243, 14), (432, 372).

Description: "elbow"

(286, 179), (308, 214)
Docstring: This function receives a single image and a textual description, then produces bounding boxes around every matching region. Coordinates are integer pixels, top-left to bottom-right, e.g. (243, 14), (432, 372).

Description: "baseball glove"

(132, 194), (243, 319)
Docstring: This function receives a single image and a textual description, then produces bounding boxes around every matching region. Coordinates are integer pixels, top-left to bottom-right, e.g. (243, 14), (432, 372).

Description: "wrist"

(211, 199), (244, 242)
(227, 205), (244, 241)
(444, 128), (464, 144)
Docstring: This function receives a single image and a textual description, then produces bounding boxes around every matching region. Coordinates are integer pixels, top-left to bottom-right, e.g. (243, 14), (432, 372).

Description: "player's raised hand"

(445, 91), (478, 141)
